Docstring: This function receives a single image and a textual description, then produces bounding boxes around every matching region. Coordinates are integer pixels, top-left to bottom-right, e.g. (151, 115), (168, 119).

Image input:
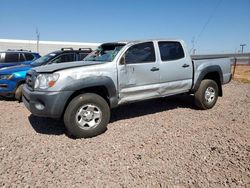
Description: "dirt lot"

(0, 81), (249, 187)
(232, 65), (250, 83)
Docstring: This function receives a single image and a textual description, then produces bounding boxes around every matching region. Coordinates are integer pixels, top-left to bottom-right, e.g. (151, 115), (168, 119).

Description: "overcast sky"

(0, 0), (250, 54)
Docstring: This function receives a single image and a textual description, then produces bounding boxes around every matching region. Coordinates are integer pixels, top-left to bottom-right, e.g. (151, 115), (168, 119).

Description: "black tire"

(194, 79), (219, 110)
(64, 93), (110, 138)
(15, 84), (23, 102)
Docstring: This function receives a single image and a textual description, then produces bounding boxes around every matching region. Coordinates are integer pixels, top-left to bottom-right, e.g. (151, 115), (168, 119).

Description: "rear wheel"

(15, 84), (23, 102)
(194, 79), (219, 110)
(64, 93), (110, 138)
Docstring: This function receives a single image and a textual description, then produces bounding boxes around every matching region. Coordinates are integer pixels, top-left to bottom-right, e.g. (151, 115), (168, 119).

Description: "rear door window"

(25, 53), (35, 61)
(158, 41), (185, 61)
(5, 53), (19, 63)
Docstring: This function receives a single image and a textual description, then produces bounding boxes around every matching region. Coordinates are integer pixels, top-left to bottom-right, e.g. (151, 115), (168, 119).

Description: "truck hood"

(0, 64), (31, 74)
(33, 61), (105, 73)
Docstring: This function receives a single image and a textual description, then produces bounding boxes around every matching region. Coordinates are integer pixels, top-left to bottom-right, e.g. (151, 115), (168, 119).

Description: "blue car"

(0, 50), (40, 69)
(0, 48), (92, 101)
(0, 65), (31, 100)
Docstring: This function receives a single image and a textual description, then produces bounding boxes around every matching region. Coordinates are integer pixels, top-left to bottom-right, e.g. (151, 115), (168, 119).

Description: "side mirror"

(120, 56), (126, 65)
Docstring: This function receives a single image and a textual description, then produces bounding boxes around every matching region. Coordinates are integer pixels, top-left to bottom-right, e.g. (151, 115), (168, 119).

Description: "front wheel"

(15, 84), (23, 102)
(194, 79), (219, 110)
(64, 93), (110, 138)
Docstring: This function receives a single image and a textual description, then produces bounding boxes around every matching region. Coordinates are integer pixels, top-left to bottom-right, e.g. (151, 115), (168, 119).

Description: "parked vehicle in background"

(0, 50), (40, 69)
(23, 39), (232, 138)
(0, 48), (92, 101)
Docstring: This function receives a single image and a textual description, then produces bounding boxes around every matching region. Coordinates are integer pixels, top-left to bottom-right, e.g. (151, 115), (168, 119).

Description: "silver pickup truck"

(23, 39), (232, 138)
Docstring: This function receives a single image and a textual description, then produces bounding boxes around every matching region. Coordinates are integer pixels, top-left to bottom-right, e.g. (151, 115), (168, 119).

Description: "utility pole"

(240, 44), (246, 53)
(191, 37), (196, 54)
(36, 28), (40, 53)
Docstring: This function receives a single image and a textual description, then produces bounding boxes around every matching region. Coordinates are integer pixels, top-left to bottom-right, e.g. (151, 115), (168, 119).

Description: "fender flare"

(193, 65), (223, 92)
(62, 76), (118, 107)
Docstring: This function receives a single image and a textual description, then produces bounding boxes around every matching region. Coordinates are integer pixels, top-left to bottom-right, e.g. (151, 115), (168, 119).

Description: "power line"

(191, 0), (222, 52)
(197, 0), (222, 42)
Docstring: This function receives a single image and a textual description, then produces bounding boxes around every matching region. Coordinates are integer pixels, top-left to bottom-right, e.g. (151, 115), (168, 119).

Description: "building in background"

(0, 39), (99, 55)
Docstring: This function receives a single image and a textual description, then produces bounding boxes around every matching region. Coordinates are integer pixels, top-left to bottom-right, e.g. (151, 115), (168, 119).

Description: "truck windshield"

(84, 43), (125, 62)
(31, 53), (57, 67)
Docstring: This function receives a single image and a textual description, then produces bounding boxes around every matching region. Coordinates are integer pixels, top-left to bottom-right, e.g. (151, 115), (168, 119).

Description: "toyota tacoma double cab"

(22, 39), (232, 138)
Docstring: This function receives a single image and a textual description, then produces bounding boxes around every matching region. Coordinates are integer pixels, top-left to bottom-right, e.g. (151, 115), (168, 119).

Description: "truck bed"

(191, 54), (229, 60)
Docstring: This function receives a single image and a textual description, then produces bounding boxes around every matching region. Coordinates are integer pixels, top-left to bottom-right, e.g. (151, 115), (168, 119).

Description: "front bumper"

(22, 84), (73, 118)
(0, 80), (16, 97)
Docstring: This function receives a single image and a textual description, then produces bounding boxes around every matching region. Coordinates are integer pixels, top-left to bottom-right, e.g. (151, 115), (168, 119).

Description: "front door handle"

(182, 64), (190, 68)
(150, 67), (160, 72)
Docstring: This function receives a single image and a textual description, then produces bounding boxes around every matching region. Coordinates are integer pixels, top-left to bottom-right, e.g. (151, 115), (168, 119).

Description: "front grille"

(25, 70), (37, 90)
(0, 84), (8, 89)
(25, 73), (33, 89)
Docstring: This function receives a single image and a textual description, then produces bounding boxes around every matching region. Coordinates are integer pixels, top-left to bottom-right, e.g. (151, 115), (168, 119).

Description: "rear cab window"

(158, 41), (185, 61)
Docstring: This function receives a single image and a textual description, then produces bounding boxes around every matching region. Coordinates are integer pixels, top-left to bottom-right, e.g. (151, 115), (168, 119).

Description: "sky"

(0, 0), (250, 54)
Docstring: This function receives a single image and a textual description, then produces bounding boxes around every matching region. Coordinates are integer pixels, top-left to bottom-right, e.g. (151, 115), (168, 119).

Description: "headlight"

(34, 73), (60, 89)
(0, 74), (13, 80)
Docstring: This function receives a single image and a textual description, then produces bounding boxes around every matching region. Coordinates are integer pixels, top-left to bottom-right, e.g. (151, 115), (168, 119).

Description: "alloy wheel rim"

(205, 87), (216, 104)
(75, 104), (102, 130)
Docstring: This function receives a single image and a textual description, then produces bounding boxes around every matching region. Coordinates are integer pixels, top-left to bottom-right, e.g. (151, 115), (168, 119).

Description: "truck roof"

(102, 39), (184, 46)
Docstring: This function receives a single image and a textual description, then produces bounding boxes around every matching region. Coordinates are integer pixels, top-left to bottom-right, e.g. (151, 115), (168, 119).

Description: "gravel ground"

(0, 81), (249, 187)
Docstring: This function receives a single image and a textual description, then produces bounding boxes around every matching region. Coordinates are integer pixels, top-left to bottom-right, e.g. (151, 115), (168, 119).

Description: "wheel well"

(203, 72), (222, 96)
(61, 86), (110, 119)
(15, 80), (26, 91)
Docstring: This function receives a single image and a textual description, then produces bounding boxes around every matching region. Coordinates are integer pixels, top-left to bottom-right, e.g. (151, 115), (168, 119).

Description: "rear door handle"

(150, 67), (159, 72)
(182, 64), (190, 68)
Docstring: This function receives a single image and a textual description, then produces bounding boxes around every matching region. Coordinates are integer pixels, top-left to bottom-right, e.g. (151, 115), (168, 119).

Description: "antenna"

(36, 27), (40, 53)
